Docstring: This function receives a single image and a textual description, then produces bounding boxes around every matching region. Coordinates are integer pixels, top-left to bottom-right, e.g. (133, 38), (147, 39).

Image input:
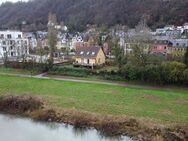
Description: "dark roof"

(75, 46), (102, 58)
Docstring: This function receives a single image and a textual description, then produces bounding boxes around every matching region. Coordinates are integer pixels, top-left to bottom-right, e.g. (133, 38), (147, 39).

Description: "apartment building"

(0, 31), (29, 59)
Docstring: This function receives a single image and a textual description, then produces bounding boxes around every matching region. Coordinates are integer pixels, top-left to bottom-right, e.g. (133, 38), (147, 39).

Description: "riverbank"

(0, 95), (187, 141)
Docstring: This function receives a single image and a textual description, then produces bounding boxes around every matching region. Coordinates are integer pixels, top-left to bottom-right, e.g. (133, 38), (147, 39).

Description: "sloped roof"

(75, 46), (102, 58)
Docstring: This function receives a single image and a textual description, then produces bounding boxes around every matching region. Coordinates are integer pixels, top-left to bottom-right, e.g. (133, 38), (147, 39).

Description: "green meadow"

(0, 74), (187, 124)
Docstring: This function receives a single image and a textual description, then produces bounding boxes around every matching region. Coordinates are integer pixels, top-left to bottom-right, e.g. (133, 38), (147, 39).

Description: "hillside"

(0, 0), (187, 31)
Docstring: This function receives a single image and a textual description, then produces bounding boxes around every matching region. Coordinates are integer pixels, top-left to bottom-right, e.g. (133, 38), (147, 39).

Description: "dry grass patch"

(137, 94), (161, 102)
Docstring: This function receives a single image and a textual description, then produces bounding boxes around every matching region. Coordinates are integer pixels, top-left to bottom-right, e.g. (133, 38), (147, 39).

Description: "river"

(0, 114), (133, 141)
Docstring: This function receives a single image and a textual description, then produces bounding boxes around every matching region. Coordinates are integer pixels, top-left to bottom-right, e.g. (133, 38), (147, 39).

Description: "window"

(87, 52), (90, 55)
(11, 52), (14, 56)
(18, 34), (21, 38)
(2, 41), (6, 45)
(0, 34), (4, 38)
(3, 47), (6, 51)
(80, 51), (84, 55)
(7, 34), (11, 39)
(10, 41), (13, 45)
(92, 52), (95, 55)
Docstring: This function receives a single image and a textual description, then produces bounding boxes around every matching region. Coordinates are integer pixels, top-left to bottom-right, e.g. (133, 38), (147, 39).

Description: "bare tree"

(16, 40), (28, 63)
(0, 39), (11, 67)
(130, 43), (148, 66)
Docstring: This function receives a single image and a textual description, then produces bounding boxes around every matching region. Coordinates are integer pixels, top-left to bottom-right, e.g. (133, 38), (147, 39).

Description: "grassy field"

(0, 67), (32, 75)
(0, 74), (187, 124)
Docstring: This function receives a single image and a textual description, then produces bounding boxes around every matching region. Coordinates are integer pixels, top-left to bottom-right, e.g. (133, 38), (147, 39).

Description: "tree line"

(0, 0), (187, 31)
(112, 42), (188, 85)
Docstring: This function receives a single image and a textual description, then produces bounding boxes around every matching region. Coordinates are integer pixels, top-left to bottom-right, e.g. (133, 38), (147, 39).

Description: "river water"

(0, 114), (133, 141)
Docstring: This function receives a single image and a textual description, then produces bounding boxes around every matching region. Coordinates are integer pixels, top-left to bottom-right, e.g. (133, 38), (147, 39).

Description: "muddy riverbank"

(0, 95), (187, 141)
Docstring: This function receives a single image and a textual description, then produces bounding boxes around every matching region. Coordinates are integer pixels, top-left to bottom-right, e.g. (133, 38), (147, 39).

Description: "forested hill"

(0, 0), (187, 31)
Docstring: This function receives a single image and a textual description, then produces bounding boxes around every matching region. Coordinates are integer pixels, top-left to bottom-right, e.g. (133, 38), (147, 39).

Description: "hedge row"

(5, 61), (49, 73)
(121, 61), (188, 85)
(49, 66), (92, 77)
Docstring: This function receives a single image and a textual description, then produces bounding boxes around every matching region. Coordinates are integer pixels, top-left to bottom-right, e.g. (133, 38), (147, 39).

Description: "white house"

(23, 32), (37, 49)
(70, 35), (83, 50)
(0, 31), (29, 59)
(183, 23), (188, 30)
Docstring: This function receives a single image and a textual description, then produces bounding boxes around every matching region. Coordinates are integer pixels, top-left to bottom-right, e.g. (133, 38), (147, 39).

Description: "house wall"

(0, 35), (29, 58)
(149, 44), (168, 55)
(167, 47), (186, 57)
(0, 46), (3, 58)
(169, 39), (188, 47)
(0, 31), (23, 39)
(89, 59), (96, 64)
(75, 48), (105, 66)
(75, 57), (96, 65)
(95, 48), (105, 65)
(75, 58), (81, 63)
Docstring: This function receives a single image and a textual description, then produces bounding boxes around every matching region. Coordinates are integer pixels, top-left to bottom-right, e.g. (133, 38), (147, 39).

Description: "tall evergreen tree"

(47, 13), (57, 68)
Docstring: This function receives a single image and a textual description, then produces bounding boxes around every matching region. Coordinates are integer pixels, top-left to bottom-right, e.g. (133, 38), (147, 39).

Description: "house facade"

(169, 39), (188, 47)
(23, 32), (37, 49)
(167, 46), (187, 58)
(70, 35), (83, 50)
(149, 43), (168, 56)
(74, 46), (105, 66)
(0, 31), (29, 59)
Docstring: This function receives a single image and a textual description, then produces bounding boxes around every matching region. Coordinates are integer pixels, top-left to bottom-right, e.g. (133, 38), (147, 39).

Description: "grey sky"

(0, 0), (28, 4)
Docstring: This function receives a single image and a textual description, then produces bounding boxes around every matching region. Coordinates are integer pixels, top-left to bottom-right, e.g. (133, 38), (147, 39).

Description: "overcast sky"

(0, 0), (28, 4)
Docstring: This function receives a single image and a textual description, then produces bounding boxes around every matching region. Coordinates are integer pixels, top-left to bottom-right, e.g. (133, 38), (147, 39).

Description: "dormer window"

(80, 51), (84, 55)
(92, 52), (95, 55)
(87, 52), (90, 55)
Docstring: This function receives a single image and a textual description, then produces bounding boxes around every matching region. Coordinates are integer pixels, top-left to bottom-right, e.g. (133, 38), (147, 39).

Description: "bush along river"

(0, 95), (187, 141)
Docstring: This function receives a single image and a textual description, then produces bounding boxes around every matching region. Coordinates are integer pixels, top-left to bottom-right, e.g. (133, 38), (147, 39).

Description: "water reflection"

(73, 126), (87, 137)
(0, 114), (133, 141)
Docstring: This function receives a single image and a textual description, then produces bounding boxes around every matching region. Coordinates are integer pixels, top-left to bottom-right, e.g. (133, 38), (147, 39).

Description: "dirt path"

(0, 72), (178, 90)
(0, 72), (162, 90)
(0, 72), (187, 91)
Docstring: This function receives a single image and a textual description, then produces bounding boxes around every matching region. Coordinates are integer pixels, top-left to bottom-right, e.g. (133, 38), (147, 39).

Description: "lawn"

(0, 67), (32, 75)
(0, 74), (187, 124)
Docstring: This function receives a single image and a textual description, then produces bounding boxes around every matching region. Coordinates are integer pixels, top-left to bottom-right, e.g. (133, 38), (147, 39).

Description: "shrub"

(121, 61), (188, 85)
(183, 69), (188, 85)
(142, 65), (163, 84)
(49, 66), (92, 77)
(5, 61), (49, 73)
(121, 64), (141, 80)
(160, 61), (186, 84)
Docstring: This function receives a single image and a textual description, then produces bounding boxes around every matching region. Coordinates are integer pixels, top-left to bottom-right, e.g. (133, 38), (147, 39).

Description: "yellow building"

(167, 46), (187, 57)
(74, 46), (105, 66)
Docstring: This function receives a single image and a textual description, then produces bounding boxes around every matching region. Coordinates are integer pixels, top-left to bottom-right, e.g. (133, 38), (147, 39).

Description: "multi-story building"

(0, 31), (29, 59)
